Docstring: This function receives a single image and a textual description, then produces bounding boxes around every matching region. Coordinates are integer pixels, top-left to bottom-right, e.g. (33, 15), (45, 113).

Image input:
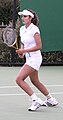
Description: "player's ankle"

(31, 93), (38, 101)
(46, 93), (53, 100)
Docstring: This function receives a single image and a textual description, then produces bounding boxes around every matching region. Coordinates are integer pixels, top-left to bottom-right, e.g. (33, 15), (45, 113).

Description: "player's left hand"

(16, 49), (25, 54)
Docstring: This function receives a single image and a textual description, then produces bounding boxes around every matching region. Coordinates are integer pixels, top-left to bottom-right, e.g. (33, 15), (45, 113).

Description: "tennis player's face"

(21, 15), (32, 25)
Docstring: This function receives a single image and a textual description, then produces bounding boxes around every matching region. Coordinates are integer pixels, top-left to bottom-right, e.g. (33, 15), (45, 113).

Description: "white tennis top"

(20, 23), (42, 70)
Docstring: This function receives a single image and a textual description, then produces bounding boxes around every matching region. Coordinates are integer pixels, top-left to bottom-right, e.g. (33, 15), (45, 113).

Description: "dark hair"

(27, 9), (39, 26)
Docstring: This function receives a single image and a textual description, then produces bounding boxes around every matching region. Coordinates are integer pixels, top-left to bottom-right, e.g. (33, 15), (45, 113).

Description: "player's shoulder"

(31, 23), (40, 31)
(31, 23), (40, 34)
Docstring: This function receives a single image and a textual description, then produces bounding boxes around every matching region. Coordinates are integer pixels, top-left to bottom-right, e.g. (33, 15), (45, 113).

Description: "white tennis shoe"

(44, 97), (58, 106)
(28, 98), (47, 111)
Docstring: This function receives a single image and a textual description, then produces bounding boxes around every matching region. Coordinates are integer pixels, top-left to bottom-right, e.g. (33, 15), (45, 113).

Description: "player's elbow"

(39, 44), (42, 50)
(37, 45), (42, 51)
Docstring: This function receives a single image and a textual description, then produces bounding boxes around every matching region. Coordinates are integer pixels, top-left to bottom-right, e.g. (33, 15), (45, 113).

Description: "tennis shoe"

(28, 98), (47, 111)
(44, 97), (58, 106)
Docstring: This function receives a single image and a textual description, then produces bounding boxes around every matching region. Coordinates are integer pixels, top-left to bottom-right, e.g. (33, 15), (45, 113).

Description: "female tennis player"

(16, 9), (58, 111)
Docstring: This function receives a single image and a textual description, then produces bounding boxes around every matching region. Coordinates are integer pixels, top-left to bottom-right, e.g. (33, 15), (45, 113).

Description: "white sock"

(46, 93), (53, 99)
(31, 93), (38, 101)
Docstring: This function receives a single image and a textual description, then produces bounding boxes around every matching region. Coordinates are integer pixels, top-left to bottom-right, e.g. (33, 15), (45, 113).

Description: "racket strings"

(2, 27), (19, 49)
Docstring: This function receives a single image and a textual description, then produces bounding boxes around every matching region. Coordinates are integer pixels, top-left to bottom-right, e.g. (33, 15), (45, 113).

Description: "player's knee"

(16, 76), (20, 85)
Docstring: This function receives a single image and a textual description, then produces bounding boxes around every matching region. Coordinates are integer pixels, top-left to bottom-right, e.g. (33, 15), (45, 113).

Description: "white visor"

(18, 10), (34, 18)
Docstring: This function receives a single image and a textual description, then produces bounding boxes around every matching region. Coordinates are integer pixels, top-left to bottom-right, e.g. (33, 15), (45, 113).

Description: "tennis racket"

(2, 26), (19, 49)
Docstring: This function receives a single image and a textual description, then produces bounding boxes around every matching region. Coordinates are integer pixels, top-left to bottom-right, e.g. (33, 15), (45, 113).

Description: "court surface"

(0, 66), (63, 120)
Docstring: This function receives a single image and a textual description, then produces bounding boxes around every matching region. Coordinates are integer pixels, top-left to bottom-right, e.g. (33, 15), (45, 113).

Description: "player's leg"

(16, 64), (35, 96)
(29, 70), (49, 96)
(28, 70), (48, 111)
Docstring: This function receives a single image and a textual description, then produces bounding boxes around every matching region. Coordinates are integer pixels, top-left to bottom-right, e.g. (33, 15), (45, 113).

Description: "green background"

(20, 0), (63, 52)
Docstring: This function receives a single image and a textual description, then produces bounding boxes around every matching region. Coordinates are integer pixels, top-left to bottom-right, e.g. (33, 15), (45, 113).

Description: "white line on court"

(0, 84), (63, 89)
(0, 92), (63, 96)
(0, 85), (63, 96)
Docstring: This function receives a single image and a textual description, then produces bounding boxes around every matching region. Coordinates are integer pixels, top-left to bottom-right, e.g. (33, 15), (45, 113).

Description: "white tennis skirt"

(25, 56), (42, 71)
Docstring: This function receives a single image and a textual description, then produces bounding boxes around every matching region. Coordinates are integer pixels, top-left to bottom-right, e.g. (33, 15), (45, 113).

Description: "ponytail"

(28, 9), (39, 26)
